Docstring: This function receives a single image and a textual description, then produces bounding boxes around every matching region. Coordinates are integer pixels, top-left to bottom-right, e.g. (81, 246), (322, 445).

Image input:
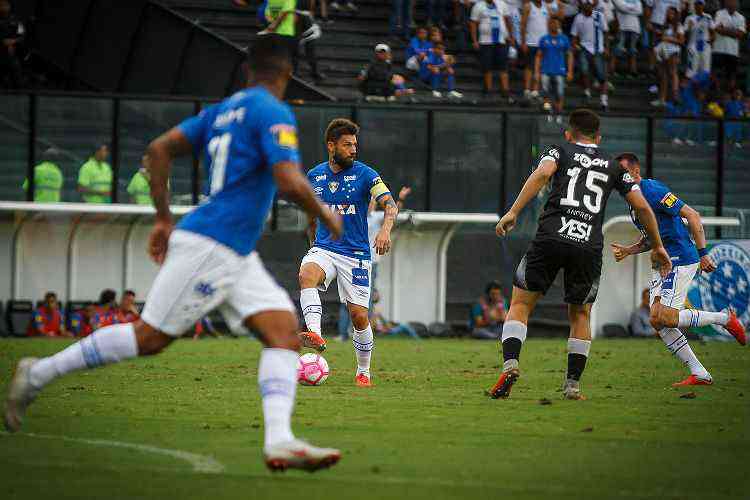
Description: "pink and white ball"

(297, 353), (330, 386)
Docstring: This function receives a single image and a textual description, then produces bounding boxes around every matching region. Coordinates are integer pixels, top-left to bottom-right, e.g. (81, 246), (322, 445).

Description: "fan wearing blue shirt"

(536, 18), (573, 114)
(406, 26), (433, 71)
(298, 118), (399, 388)
(420, 42), (462, 98)
(3, 35), (347, 472)
(611, 153), (746, 386)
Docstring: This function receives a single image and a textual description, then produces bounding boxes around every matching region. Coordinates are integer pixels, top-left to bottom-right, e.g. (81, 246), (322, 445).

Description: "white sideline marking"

(2, 431), (225, 474)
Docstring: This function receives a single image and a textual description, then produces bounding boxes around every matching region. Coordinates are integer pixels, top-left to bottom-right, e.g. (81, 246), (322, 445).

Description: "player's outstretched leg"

(489, 287), (539, 399)
(298, 263), (327, 352)
(4, 321), (170, 432)
(562, 304), (592, 400)
(651, 300), (713, 386)
(349, 303), (373, 387)
(249, 311), (340, 472)
(677, 308), (746, 346)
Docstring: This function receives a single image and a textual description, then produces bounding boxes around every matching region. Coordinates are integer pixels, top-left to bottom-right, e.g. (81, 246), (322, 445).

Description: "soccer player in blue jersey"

(611, 153), (746, 386)
(297, 118), (398, 388)
(4, 35), (345, 472)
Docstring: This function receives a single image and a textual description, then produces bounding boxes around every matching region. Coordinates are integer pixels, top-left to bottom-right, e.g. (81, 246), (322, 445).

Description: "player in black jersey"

(488, 109), (672, 400)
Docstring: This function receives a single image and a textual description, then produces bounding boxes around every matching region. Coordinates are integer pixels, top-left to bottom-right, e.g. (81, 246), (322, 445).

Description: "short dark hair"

(614, 152), (640, 166)
(325, 118), (359, 144)
(123, 289), (136, 297)
(485, 281), (502, 295)
(568, 109), (600, 138)
(99, 289), (116, 305)
(44, 292), (57, 301)
(248, 34), (292, 80)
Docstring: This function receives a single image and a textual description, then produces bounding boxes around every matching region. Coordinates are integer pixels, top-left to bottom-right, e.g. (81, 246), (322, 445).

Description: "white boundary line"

(1, 431), (225, 474)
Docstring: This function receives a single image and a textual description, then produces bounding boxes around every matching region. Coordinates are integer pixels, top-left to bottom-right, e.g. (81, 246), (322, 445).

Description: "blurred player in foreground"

(489, 109), (672, 400)
(4, 35), (344, 473)
(611, 153), (746, 386)
(297, 118), (398, 387)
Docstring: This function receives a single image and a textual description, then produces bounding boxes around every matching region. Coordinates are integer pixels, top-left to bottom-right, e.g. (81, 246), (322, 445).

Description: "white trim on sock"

(352, 324), (373, 376)
(501, 320), (527, 343)
(567, 338), (591, 357)
(678, 309), (729, 328)
(659, 327), (710, 379)
(300, 288), (323, 335)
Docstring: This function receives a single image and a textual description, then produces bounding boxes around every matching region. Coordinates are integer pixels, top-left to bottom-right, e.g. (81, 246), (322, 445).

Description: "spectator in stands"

(724, 89), (746, 147)
(78, 144), (112, 204)
(127, 155), (151, 205)
(665, 75), (705, 145)
(712, 0), (746, 92)
(370, 290), (421, 339)
(22, 148), (64, 203)
(520, 0), (552, 100)
(262, 0), (298, 62)
(116, 290), (140, 324)
(652, 7), (684, 107)
(192, 316), (220, 340)
(572, 0), (610, 111)
(27, 292), (71, 337)
(295, 9), (325, 82)
(470, 281), (507, 339)
(308, 0), (332, 23)
(559, 0), (579, 33)
(644, 0), (684, 75)
(537, 17), (573, 115)
(406, 26), (433, 71)
(629, 288), (656, 337)
(422, 42), (464, 98)
(612, 0), (643, 78)
(358, 43), (407, 101)
(470, 0), (515, 103)
(69, 304), (95, 338)
(390, 0), (413, 40)
(683, 0), (715, 80)
(91, 289), (117, 330)
(0, 0), (25, 89)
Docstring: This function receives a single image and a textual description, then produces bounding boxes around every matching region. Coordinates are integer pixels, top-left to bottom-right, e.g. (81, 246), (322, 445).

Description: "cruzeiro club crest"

(697, 243), (750, 334)
(328, 181), (339, 193)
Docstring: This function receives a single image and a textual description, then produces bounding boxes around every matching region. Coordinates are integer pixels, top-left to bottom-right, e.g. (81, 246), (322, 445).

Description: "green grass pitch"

(1, 337), (748, 500)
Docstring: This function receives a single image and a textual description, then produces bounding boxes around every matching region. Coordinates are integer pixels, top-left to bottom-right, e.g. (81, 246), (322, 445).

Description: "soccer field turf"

(1, 337), (747, 500)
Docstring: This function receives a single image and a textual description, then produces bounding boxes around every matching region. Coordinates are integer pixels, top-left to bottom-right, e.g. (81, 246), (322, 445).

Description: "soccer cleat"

(264, 439), (341, 472)
(724, 309), (746, 346)
(355, 373), (372, 387)
(4, 358), (41, 433)
(562, 379), (586, 400)
(299, 331), (327, 352)
(488, 368), (519, 399)
(672, 374), (713, 387)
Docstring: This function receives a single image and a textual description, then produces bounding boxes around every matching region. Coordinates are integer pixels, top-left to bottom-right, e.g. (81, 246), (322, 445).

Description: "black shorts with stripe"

(513, 239), (602, 304)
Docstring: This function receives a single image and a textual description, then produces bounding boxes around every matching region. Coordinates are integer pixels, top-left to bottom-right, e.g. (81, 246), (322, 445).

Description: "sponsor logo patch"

(660, 192), (678, 208)
(270, 124), (299, 149)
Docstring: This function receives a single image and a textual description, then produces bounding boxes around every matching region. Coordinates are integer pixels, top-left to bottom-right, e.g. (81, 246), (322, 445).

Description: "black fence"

(2, 91), (749, 224)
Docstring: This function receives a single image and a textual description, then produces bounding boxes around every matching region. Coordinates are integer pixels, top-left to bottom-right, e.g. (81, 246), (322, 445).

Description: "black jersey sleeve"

(614, 169), (639, 198)
(536, 144), (566, 171)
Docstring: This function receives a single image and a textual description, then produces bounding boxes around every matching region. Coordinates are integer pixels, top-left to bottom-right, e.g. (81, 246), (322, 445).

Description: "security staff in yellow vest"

(127, 155), (152, 205)
(22, 148), (64, 202)
(77, 144), (112, 203)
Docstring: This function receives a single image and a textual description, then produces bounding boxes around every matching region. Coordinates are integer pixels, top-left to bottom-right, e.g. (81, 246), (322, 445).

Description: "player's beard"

(333, 151), (355, 169)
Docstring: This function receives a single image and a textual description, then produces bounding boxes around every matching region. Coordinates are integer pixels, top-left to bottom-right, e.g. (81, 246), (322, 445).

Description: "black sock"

(502, 338), (522, 363)
(567, 353), (588, 381)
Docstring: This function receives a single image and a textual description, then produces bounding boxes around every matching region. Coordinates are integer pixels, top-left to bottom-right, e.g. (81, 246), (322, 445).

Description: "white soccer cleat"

(4, 357), (41, 433)
(264, 439), (341, 472)
(562, 378), (586, 400)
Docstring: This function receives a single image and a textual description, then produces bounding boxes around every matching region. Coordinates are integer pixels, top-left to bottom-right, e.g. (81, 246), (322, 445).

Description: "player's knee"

(567, 305), (591, 323)
(298, 268), (318, 288)
(350, 310), (369, 330)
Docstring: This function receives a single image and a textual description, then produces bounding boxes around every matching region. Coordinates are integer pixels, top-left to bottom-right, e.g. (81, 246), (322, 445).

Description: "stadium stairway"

(159, 0), (748, 112)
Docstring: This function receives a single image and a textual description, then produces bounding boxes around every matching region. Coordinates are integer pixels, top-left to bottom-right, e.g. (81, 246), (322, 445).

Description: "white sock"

(352, 324), (374, 376)
(258, 348), (298, 447)
(28, 323), (138, 389)
(300, 288), (322, 335)
(659, 328), (711, 379)
(678, 309), (728, 328)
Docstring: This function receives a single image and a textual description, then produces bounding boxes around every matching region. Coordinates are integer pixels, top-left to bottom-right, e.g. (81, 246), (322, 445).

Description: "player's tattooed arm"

(680, 204), (716, 272)
(496, 158), (558, 237)
(611, 237), (651, 262)
(625, 189), (672, 277)
(374, 193), (399, 255)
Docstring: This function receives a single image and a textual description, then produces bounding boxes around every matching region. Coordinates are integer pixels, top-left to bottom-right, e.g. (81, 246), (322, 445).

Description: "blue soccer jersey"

(176, 86), (300, 256)
(539, 33), (570, 76)
(308, 161), (390, 260)
(629, 178), (699, 266)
